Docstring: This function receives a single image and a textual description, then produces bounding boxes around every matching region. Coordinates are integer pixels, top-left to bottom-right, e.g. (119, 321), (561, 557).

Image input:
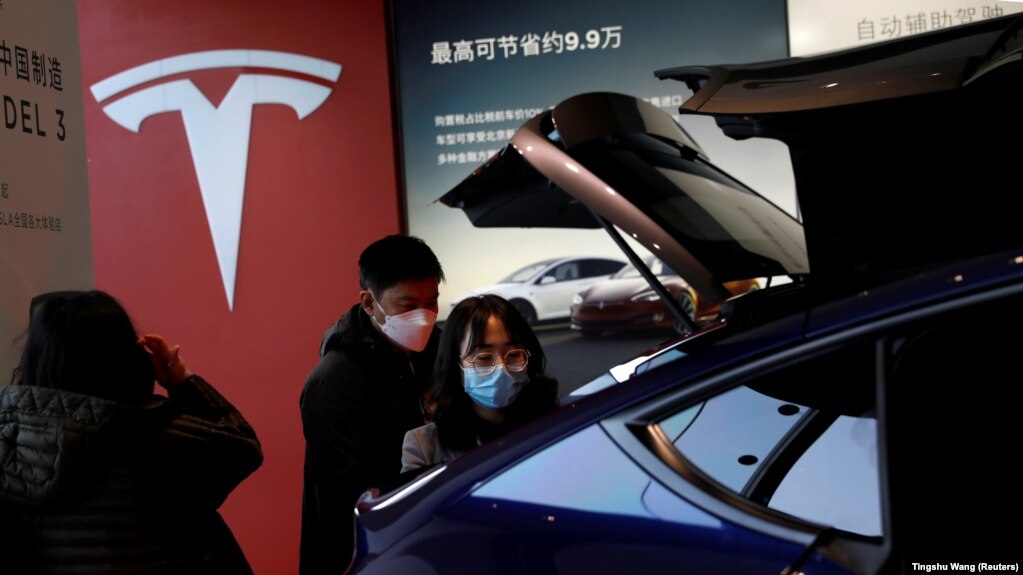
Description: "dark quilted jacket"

(0, 376), (263, 574)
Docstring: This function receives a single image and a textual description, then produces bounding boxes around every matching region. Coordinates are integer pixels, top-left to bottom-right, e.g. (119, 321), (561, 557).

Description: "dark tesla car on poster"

(570, 257), (760, 335)
(349, 15), (1023, 574)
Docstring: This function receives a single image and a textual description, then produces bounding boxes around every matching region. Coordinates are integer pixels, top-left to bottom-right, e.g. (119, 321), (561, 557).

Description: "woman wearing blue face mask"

(401, 294), (559, 472)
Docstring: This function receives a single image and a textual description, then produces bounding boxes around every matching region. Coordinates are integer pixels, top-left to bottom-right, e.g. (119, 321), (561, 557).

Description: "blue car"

(351, 15), (1023, 574)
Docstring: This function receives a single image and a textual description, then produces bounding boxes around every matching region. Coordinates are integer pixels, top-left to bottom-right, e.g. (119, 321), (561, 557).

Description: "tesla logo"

(90, 50), (343, 309)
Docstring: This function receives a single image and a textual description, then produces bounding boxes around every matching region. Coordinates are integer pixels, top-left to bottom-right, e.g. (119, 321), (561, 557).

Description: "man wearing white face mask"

(299, 235), (443, 575)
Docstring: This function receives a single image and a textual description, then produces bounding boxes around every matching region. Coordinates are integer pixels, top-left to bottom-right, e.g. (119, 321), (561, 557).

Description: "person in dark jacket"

(0, 290), (263, 575)
(401, 294), (559, 472)
(299, 234), (444, 575)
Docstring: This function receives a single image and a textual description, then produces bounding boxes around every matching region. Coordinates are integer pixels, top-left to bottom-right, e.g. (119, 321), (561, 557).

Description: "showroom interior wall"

(77, 1), (399, 573)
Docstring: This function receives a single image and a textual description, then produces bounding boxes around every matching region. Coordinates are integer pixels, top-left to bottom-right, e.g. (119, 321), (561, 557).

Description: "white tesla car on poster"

(450, 256), (626, 324)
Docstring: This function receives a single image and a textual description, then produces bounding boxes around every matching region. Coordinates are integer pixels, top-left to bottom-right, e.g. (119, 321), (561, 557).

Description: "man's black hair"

(358, 234), (444, 294)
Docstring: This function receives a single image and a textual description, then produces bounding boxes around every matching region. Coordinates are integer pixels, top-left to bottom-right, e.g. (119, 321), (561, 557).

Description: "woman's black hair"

(12, 290), (154, 405)
(430, 294), (558, 451)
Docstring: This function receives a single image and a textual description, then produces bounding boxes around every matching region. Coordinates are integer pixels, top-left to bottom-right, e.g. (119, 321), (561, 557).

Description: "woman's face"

(460, 314), (512, 366)
(458, 313), (530, 418)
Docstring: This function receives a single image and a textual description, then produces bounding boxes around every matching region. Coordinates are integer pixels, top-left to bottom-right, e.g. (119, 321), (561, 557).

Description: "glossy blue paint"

(804, 248), (1023, 339)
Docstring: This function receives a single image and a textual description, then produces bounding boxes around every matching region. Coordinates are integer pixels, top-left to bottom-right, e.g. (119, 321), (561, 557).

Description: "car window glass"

(770, 416), (880, 536)
(602, 259), (627, 276)
(581, 259), (626, 278)
(613, 259), (676, 280)
(652, 167), (809, 276)
(667, 386), (808, 492)
(500, 259), (557, 283)
(654, 343), (881, 537)
(614, 264), (641, 279)
(473, 425), (722, 528)
(551, 262), (580, 282)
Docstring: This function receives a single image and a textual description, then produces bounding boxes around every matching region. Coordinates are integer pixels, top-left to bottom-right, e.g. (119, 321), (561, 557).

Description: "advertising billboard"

(392, 0), (795, 316)
(0, 0), (92, 386)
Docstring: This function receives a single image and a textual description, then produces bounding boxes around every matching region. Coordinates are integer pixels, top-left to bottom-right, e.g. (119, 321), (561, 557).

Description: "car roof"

(536, 255), (625, 269)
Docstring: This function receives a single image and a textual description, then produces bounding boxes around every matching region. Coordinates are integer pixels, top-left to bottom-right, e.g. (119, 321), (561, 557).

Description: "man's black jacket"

(299, 303), (438, 575)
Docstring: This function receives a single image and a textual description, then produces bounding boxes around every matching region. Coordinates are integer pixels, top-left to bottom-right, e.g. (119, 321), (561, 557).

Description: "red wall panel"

(77, 1), (399, 572)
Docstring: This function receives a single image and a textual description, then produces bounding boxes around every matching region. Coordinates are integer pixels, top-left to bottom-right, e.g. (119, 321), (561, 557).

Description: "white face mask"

(372, 300), (437, 352)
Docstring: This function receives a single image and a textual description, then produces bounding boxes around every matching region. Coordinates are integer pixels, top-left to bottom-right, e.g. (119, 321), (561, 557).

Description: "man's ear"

(359, 290), (375, 317)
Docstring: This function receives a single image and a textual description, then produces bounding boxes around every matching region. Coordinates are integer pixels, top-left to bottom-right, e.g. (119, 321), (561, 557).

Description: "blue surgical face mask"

(463, 365), (528, 410)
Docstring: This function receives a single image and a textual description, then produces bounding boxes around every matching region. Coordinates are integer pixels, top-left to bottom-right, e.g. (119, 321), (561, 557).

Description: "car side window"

(580, 259), (626, 278)
(550, 262), (580, 282)
(769, 414), (879, 536)
(655, 341), (882, 537)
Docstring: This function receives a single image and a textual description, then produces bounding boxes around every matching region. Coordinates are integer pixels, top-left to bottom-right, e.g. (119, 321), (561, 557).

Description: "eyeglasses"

(463, 349), (530, 375)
